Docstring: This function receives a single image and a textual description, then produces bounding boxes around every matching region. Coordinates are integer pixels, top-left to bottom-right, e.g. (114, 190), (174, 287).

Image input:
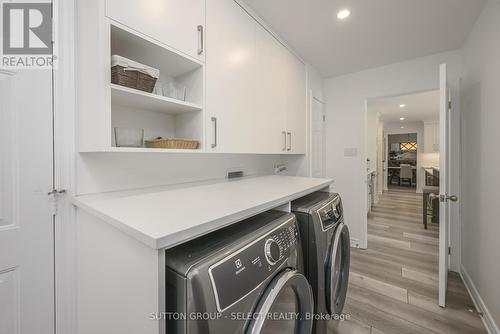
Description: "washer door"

(246, 269), (314, 334)
(326, 223), (350, 315)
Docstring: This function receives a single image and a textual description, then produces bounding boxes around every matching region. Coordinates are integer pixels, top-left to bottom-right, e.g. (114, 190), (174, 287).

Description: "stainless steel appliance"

(292, 192), (350, 334)
(166, 211), (314, 334)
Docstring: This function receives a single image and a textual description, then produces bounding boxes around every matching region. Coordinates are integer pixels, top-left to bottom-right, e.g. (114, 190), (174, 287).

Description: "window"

(400, 142), (417, 151)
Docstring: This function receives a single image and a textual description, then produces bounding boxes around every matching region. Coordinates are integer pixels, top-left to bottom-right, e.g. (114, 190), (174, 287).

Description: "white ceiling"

(242, 0), (486, 77)
(368, 90), (440, 123)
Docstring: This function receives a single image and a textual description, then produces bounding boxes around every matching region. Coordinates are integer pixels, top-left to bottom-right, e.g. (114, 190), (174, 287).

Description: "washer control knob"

(265, 239), (281, 265)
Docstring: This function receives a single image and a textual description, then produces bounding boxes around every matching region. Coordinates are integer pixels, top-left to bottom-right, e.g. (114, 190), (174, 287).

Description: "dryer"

(292, 192), (350, 334)
(166, 211), (314, 334)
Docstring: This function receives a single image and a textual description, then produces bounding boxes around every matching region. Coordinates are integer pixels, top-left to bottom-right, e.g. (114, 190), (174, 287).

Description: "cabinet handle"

(282, 131), (287, 151)
(287, 132), (292, 151)
(197, 25), (204, 55)
(211, 117), (217, 148)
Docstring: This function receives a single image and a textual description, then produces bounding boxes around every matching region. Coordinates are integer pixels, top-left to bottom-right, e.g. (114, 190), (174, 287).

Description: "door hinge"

(48, 189), (67, 216)
(448, 246), (451, 255)
(323, 115), (326, 122)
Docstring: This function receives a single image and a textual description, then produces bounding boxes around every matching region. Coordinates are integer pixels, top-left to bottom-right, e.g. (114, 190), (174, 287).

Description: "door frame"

(362, 82), (462, 275)
(53, 0), (77, 333)
(309, 95), (326, 178)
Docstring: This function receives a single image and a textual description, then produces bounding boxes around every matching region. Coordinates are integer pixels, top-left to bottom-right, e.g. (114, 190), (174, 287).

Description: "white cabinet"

(78, 0), (205, 153)
(206, 0), (306, 154)
(106, 0), (205, 61)
(254, 25), (287, 153)
(205, 0), (256, 153)
(424, 121), (440, 153)
(284, 50), (307, 154)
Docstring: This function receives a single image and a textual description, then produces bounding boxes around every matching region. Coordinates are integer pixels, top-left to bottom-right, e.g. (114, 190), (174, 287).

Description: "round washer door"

(326, 223), (350, 315)
(246, 269), (313, 334)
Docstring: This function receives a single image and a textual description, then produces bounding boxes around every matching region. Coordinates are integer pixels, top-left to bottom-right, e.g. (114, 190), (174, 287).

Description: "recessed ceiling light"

(337, 9), (350, 20)
(400, 117), (405, 121)
(400, 126), (405, 129)
(399, 104), (406, 108)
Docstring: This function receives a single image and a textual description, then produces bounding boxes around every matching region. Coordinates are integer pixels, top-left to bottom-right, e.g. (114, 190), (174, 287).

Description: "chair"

(422, 186), (440, 229)
(399, 164), (413, 186)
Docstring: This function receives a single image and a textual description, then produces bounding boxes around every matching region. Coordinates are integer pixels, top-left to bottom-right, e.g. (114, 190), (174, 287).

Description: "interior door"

(438, 63), (454, 307)
(311, 98), (325, 177)
(0, 70), (55, 333)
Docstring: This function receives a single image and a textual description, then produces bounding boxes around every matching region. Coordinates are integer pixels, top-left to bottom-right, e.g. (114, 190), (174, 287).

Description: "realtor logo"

(1, 2), (54, 69)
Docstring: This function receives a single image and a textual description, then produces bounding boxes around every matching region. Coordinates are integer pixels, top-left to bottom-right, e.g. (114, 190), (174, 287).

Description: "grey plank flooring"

(328, 187), (486, 334)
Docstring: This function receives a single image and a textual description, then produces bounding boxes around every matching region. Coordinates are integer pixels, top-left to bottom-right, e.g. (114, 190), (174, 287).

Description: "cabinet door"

(254, 24), (286, 153)
(106, 0), (205, 61)
(284, 50), (307, 154)
(206, 0), (256, 153)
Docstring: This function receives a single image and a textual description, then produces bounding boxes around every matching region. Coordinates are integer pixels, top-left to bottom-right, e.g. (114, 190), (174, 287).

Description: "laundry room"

(1, 1), (500, 334)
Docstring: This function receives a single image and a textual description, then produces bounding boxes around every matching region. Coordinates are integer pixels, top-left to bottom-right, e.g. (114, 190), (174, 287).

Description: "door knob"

(443, 194), (458, 202)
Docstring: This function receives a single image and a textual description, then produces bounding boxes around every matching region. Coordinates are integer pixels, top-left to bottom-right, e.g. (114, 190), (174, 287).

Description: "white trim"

(350, 238), (361, 248)
(53, 0), (77, 333)
(460, 266), (500, 334)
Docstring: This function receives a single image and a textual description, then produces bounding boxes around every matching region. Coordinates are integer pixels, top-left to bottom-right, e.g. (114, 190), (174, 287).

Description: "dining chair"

(399, 164), (413, 186)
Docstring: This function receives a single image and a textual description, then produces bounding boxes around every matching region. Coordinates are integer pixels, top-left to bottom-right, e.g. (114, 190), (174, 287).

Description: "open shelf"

(105, 147), (203, 153)
(111, 84), (203, 114)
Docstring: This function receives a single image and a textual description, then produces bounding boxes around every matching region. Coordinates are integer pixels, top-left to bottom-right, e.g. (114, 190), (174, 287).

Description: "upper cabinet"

(78, 0), (306, 154)
(284, 50), (307, 154)
(205, 0), (257, 153)
(424, 121), (440, 153)
(206, 0), (306, 154)
(106, 0), (206, 61)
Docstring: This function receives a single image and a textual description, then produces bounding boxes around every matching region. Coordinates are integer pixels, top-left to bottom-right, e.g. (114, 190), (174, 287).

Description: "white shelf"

(110, 84), (203, 114)
(105, 147), (203, 153)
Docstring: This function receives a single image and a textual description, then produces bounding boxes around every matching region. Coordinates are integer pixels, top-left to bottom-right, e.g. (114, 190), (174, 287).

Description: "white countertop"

(73, 175), (334, 249)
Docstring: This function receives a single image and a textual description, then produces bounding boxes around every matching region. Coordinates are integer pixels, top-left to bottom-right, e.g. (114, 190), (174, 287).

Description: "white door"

(0, 70), (55, 333)
(438, 64), (456, 307)
(206, 0), (255, 153)
(311, 97), (325, 177)
(106, 0), (206, 61)
(254, 24), (286, 153)
(284, 51), (307, 154)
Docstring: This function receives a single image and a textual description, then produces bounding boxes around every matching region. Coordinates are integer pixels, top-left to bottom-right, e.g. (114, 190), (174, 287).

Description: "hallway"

(329, 188), (486, 334)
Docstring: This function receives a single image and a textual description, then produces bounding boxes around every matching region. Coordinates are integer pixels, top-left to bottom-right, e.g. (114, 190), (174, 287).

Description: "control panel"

(318, 196), (344, 231)
(209, 219), (298, 312)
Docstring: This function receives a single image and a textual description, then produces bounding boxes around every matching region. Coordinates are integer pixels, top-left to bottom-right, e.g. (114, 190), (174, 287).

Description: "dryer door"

(246, 269), (313, 334)
(326, 223), (350, 315)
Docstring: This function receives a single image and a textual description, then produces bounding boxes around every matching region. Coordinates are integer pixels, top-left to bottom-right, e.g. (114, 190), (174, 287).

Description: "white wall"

(460, 0), (500, 331)
(324, 50), (462, 249)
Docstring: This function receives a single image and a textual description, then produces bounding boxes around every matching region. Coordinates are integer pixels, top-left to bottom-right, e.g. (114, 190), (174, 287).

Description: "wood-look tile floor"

(328, 187), (486, 334)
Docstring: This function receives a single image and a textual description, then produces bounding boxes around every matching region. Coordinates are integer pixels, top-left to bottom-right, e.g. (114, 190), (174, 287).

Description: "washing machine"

(165, 211), (314, 334)
(292, 192), (350, 334)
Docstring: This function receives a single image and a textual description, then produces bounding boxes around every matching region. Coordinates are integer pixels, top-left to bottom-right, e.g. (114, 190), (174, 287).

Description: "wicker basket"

(145, 138), (199, 150)
(111, 65), (157, 93)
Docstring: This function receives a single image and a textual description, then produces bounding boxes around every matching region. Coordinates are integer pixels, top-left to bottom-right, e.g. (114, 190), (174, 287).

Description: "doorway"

(387, 133), (418, 190)
(364, 87), (447, 306)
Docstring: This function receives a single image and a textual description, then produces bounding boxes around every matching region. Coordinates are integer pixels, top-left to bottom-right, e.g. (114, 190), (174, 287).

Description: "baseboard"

(350, 238), (361, 248)
(461, 265), (500, 334)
